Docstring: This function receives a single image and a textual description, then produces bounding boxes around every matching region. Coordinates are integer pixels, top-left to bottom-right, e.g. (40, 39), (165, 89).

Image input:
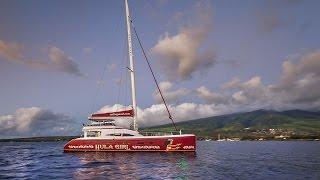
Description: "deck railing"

(139, 130), (182, 136)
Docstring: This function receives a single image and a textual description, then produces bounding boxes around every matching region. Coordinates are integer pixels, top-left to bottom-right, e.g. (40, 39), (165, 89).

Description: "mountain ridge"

(143, 109), (320, 140)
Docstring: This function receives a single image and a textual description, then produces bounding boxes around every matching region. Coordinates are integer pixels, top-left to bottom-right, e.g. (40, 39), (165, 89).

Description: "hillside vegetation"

(142, 110), (320, 140)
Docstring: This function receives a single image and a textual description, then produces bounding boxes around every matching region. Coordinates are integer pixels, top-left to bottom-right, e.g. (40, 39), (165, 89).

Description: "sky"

(0, 0), (320, 138)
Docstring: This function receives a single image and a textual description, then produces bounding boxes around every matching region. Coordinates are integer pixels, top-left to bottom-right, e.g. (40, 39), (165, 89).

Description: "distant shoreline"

(0, 136), (79, 142)
(0, 136), (319, 142)
(199, 139), (320, 142)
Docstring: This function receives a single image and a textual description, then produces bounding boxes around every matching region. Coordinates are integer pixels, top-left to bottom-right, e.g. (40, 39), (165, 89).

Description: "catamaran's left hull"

(64, 134), (196, 152)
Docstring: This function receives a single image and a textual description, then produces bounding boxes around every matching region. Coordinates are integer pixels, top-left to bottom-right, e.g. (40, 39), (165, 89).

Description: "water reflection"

(2, 142), (318, 179)
(71, 152), (196, 179)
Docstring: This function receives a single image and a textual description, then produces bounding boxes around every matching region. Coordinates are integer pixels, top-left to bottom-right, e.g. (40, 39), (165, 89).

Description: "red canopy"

(88, 109), (134, 120)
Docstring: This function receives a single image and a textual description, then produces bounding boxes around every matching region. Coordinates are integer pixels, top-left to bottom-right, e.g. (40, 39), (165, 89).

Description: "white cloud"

(200, 77), (268, 107)
(197, 76), (268, 106)
(232, 91), (248, 104)
(159, 81), (173, 91)
(196, 86), (229, 104)
(0, 39), (83, 76)
(153, 81), (190, 104)
(222, 76), (262, 90)
(222, 77), (241, 89)
(244, 76), (262, 88)
(0, 40), (24, 60)
(271, 50), (320, 105)
(96, 103), (231, 128)
(47, 46), (83, 76)
(151, 2), (215, 81)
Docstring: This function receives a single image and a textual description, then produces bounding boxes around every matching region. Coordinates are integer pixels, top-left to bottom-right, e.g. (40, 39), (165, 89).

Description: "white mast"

(125, 0), (138, 131)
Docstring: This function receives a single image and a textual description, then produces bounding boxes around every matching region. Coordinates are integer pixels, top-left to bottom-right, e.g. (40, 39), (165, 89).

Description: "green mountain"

(143, 109), (320, 140)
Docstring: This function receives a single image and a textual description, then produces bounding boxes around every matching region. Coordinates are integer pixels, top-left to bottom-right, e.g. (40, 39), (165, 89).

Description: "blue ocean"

(0, 141), (319, 179)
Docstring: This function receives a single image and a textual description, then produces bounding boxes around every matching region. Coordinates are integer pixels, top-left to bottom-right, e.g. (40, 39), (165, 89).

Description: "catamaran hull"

(64, 135), (196, 152)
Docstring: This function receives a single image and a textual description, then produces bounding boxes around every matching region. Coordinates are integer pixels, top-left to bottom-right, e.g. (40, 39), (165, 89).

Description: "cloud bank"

(197, 50), (320, 110)
(95, 50), (320, 128)
(0, 107), (77, 138)
(0, 40), (83, 76)
(1, 50), (319, 136)
(96, 103), (230, 128)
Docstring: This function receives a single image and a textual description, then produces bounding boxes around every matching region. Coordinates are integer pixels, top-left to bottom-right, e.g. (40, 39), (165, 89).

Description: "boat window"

(105, 133), (122, 136)
(101, 122), (115, 126)
(122, 133), (134, 136)
(85, 122), (115, 127)
(87, 131), (101, 137)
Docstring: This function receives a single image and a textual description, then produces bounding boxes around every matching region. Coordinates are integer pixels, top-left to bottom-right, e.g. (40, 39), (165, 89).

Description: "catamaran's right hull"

(64, 134), (196, 152)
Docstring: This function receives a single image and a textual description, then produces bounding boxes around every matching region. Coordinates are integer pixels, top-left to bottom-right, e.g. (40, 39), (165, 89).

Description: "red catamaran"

(64, 0), (196, 152)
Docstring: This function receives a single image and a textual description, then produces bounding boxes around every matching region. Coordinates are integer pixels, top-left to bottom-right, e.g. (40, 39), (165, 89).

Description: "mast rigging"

(129, 18), (178, 131)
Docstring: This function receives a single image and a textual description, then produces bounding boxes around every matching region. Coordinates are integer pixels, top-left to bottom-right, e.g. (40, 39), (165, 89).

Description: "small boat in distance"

(217, 134), (225, 141)
(64, 0), (196, 152)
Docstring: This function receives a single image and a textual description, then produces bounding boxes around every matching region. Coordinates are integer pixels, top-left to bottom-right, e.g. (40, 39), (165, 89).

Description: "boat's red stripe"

(89, 109), (134, 119)
(64, 135), (196, 152)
